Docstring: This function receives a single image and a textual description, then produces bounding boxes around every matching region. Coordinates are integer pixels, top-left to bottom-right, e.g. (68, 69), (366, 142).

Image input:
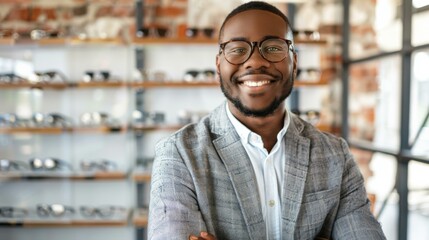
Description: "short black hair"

(218, 1), (293, 42)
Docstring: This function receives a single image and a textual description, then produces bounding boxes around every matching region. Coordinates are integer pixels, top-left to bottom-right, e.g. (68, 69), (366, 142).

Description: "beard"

(219, 70), (294, 118)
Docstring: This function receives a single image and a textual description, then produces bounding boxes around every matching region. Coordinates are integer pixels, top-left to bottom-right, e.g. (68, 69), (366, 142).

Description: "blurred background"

(0, 0), (428, 239)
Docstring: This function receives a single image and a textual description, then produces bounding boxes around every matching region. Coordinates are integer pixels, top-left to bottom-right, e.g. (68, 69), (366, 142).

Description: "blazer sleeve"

(148, 138), (207, 240)
(332, 139), (386, 240)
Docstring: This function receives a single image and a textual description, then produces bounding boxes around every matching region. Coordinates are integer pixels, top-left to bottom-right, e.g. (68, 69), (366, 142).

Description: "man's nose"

(243, 47), (270, 68)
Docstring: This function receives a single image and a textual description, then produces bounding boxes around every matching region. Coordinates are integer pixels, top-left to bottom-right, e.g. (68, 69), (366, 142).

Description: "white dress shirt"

(226, 103), (290, 240)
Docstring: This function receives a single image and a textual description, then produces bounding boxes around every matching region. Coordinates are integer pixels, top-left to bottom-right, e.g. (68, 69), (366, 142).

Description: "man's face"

(216, 10), (297, 118)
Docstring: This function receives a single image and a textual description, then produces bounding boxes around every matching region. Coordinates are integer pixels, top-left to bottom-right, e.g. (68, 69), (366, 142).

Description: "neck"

(229, 102), (286, 152)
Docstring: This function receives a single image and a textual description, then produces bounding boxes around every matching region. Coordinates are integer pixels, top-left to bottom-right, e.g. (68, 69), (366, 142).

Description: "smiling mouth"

(241, 80), (274, 87)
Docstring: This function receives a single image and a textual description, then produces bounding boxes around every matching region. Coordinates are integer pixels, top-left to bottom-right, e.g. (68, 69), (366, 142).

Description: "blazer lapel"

(211, 104), (266, 240)
(281, 115), (311, 238)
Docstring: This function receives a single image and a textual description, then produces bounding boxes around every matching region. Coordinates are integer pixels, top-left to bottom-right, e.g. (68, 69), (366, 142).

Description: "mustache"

(233, 69), (280, 83)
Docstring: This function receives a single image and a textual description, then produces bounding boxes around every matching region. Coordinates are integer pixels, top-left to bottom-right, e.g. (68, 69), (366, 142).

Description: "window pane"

(348, 56), (401, 151)
(408, 160), (429, 240)
(364, 152), (397, 239)
(412, 8), (429, 46)
(349, 0), (402, 59)
(410, 49), (429, 158)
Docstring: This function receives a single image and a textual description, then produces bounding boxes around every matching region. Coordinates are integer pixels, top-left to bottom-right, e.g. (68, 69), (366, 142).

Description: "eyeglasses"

(29, 158), (72, 171)
(0, 113), (72, 128)
(37, 204), (74, 217)
(80, 159), (117, 172)
(80, 112), (120, 127)
(82, 70), (110, 82)
(183, 69), (216, 82)
(0, 207), (28, 218)
(0, 73), (25, 84)
(0, 159), (29, 172)
(29, 71), (67, 84)
(132, 110), (165, 126)
(32, 113), (72, 128)
(185, 27), (215, 38)
(296, 68), (321, 82)
(80, 206), (125, 218)
(219, 37), (295, 65)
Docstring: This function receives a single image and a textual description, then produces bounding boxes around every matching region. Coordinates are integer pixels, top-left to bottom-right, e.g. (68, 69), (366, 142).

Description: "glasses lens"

(37, 205), (50, 217)
(51, 204), (72, 217)
(223, 41), (252, 65)
(44, 158), (56, 169)
(260, 39), (289, 62)
(31, 158), (43, 169)
(98, 206), (114, 218)
(0, 159), (10, 171)
(0, 207), (13, 217)
(80, 206), (95, 217)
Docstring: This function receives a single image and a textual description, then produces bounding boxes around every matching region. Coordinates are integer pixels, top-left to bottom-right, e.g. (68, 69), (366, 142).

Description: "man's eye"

(265, 46), (283, 53)
(228, 47), (248, 55)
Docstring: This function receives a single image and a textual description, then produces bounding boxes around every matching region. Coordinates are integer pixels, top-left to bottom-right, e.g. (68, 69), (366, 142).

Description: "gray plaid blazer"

(148, 103), (386, 240)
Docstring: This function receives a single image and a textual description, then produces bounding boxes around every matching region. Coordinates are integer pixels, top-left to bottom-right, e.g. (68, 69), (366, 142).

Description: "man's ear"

(216, 54), (221, 77)
(292, 52), (298, 78)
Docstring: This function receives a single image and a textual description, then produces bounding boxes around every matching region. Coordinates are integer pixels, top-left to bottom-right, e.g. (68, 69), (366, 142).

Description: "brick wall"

(0, 0), (189, 40)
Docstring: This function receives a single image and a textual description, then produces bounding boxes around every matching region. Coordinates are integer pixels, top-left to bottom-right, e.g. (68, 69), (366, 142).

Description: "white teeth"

(243, 81), (271, 87)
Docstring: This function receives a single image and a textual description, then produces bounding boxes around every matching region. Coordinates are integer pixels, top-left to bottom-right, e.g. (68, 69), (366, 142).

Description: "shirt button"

(269, 200), (275, 207)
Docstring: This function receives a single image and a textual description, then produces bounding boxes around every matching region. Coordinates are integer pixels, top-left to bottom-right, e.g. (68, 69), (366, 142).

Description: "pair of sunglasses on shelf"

(29, 158), (72, 171)
(136, 26), (169, 38)
(80, 206), (126, 218)
(292, 30), (321, 40)
(30, 29), (64, 40)
(79, 112), (120, 127)
(0, 207), (28, 218)
(132, 110), (165, 126)
(183, 69), (216, 82)
(80, 159), (117, 172)
(185, 27), (215, 38)
(0, 71), (66, 84)
(0, 112), (71, 128)
(37, 204), (75, 217)
(82, 71), (111, 83)
(1, 158), (71, 172)
(296, 68), (321, 82)
(0, 73), (26, 84)
(28, 71), (67, 84)
(36, 204), (125, 218)
(0, 159), (29, 172)
(31, 112), (72, 128)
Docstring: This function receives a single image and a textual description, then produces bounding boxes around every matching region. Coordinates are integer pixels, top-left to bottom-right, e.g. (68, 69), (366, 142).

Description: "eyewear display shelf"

(0, 171), (127, 181)
(0, 211), (130, 227)
(0, 36), (331, 240)
(0, 37), (125, 46)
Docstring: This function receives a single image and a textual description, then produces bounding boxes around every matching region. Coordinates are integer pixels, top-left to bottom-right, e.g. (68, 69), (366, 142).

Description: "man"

(148, 1), (386, 239)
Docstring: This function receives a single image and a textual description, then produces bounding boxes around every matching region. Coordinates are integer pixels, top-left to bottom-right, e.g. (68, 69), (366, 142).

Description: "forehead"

(221, 10), (288, 41)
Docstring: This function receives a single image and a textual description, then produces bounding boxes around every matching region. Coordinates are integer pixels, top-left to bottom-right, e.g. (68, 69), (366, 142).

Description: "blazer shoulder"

(294, 116), (348, 154)
(155, 115), (214, 152)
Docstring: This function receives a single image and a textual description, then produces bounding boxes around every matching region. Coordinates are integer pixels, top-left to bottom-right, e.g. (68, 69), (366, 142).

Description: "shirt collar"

(225, 102), (290, 145)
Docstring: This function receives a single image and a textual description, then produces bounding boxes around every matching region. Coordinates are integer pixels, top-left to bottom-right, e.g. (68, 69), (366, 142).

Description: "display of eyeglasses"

(0, 4), (334, 240)
(0, 157), (126, 180)
(0, 205), (130, 226)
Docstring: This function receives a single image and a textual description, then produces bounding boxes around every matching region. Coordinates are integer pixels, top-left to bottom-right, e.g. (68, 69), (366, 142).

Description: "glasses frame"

(80, 159), (117, 172)
(0, 207), (28, 218)
(80, 205), (125, 218)
(29, 158), (72, 171)
(219, 37), (295, 65)
(37, 204), (75, 218)
(0, 159), (29, 172)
